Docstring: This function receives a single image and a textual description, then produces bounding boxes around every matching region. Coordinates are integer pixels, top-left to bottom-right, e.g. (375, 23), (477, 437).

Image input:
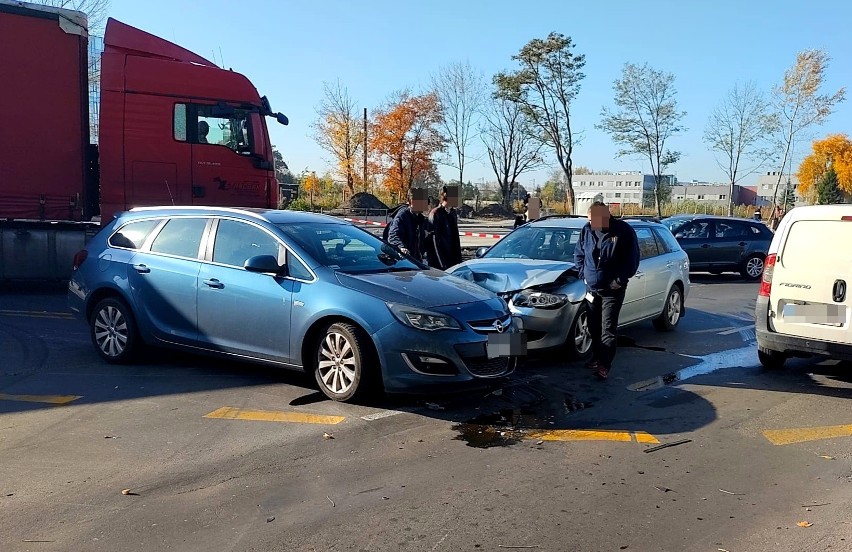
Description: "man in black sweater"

(573, 201), (640, 379)
(387, 188), (427, 261)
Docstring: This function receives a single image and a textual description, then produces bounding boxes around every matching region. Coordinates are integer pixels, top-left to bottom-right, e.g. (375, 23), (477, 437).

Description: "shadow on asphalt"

(690, 273), (761, 285)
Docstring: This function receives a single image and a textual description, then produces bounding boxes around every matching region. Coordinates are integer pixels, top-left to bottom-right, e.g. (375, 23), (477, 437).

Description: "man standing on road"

(574, 201), (640, 380)
(426, 186), (463, 270)
(387, 188), (428, 261)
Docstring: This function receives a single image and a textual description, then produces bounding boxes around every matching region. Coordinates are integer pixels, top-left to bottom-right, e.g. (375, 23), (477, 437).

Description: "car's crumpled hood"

(447, 258), (579, 293)
(335, 269), (497, 308)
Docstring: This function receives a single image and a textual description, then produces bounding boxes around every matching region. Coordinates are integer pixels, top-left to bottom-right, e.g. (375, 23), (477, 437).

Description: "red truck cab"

(99, 18), (286, 222)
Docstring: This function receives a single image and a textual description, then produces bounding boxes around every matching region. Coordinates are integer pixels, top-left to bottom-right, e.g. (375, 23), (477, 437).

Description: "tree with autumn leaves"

(312, 81), (363, 196)
(369, 91), (445, 201)
(797, 134), (852, 204)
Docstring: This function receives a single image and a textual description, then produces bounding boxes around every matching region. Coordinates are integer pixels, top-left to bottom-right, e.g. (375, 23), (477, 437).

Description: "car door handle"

(701, 244), (711, 248)
(738, 242), (747, 247)
(132, 264), (150, 274)
(634, 271), (644, 279)
(203, 278), (224, 289)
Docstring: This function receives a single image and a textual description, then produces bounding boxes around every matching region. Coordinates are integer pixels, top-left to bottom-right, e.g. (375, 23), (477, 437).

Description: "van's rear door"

(770, 211), (852, 344)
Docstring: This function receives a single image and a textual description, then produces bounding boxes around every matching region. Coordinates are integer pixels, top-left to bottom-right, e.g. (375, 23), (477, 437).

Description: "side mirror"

(674, 233), (684, 239)
(275, 112), (289, 126)
(244, 255), (285, 275)
(475, 246), (489, 258)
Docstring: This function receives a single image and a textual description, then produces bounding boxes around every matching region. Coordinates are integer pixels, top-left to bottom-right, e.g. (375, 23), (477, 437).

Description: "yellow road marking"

(0, 393), (81, 405)
(204, 406), (345, 425)
(0, 309), (74, 320)
(526, 429), (660, 444)
(763, 424), (852, 446)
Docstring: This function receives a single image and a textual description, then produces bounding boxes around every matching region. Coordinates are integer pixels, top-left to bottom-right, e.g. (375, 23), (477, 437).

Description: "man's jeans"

(588, 287), (627, 369)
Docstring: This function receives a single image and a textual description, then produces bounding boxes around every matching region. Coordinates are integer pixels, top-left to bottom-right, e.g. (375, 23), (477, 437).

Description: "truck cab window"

(195, 105), (252, 154)
(173, 104), (187, 141)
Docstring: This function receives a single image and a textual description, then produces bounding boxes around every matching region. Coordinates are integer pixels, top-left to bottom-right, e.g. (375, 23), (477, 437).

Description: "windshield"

(277, 223), (423, 274)
(485, 226), (581, 262)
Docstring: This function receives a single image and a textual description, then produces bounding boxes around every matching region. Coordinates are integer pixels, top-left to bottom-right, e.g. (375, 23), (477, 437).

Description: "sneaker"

(595, 364), (610, 380)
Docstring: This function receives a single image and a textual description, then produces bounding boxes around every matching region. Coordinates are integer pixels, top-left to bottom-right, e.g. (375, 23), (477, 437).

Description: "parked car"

(447, 217), (690, 357)
(755, 205), (852, 368)
(68, 207), (521, 402)
(663, 215), (773, 280)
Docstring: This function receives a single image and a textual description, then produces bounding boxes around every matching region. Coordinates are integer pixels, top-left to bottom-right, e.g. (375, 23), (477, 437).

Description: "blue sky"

(109, 0), (850, 188)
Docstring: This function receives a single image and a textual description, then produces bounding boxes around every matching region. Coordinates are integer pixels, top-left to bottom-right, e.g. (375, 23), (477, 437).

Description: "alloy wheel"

(746, 257), (764, 279)
(318, 332), (357, 395)
(93, 305), (128, 358)
(574, 310), (592, 355)
(667, 289), (682, 326)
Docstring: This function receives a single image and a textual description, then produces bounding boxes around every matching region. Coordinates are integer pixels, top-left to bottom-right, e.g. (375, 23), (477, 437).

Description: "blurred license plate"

(782, 303), (845, 326)
(486, 333), (527, 358)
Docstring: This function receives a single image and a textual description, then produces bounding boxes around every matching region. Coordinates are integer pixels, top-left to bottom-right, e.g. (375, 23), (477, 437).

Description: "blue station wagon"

(68, 207), (518, 401)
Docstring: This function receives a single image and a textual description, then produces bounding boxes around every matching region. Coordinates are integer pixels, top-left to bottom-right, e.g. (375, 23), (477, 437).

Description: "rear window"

(653, 227), (681, 253)
(109, 219), (161, 250)
(781, 220), (852, 271)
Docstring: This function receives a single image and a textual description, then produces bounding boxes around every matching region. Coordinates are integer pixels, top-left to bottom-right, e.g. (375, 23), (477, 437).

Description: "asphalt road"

(2, 277), (852, 552)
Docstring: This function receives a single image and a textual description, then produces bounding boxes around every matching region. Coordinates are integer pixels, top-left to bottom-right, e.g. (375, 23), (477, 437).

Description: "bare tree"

(495, 33), (586, 213)
(31, 0), (110, 35)
(312, 80), (363, 196)
(768, 49), (845, 225)
(597, 62), (686, 219)
(431, 61), (485, 187)
(481, 95), (546, 208)
(704, 82), (778, 216)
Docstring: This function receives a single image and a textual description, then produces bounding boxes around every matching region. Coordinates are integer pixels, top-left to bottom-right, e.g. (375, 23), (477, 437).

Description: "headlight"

(512, 289), (568, 309)
(387, 303), (461, 331)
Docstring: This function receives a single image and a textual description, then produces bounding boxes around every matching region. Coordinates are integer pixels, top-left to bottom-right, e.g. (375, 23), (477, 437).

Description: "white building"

(572, 172), (676, 208)
(753, 172), (804, 206)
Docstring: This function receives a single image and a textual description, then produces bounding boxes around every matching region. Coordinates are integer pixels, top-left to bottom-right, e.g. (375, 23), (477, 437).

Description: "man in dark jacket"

(426, 186), (463, 270)
(387, 188), (427, 261)
(573, 201), (640, 380)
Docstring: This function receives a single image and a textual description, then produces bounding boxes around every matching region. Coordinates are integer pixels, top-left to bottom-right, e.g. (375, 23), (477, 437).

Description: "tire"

(741, 254), (765, 281)
(566, 304), (593, 358)
(653, 285), (683, 331)
(314, 322), (376, 402)
(90, 297), (139, 363)
(758, 348), (786, 369)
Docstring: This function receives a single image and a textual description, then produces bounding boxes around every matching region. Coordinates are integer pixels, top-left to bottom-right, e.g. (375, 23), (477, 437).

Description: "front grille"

(467, 315), (513, 335)
(463, 356), (512, 377)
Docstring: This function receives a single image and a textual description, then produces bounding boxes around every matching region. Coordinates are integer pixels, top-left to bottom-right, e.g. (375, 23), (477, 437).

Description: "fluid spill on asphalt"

(452, 386), (596, 448)
(452, 409), (534, 448)
(628, 344), (759, 392)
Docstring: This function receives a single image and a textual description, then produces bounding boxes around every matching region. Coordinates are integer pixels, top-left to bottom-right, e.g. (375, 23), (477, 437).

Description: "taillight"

(842, 216), (852, 221)
(71, 250), (88, 271)
(758, 253), (776, 297)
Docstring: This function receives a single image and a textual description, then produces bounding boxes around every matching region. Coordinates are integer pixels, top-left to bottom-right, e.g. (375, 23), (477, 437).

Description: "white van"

(755, 205), (852, 368)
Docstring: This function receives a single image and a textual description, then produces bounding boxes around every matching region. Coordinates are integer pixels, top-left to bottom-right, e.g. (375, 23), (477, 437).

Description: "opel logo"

(493, 320), (505, 333)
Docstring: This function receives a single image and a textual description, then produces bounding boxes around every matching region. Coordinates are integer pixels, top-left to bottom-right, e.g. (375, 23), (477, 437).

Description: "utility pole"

(363, 108), (368, 193)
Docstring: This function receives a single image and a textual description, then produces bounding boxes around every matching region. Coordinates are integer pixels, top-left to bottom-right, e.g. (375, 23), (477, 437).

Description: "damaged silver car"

(447, 217), (690, 356)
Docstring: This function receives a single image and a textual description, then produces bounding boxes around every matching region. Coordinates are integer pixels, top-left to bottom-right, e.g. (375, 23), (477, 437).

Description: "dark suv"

(663, 215), (773, 280)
